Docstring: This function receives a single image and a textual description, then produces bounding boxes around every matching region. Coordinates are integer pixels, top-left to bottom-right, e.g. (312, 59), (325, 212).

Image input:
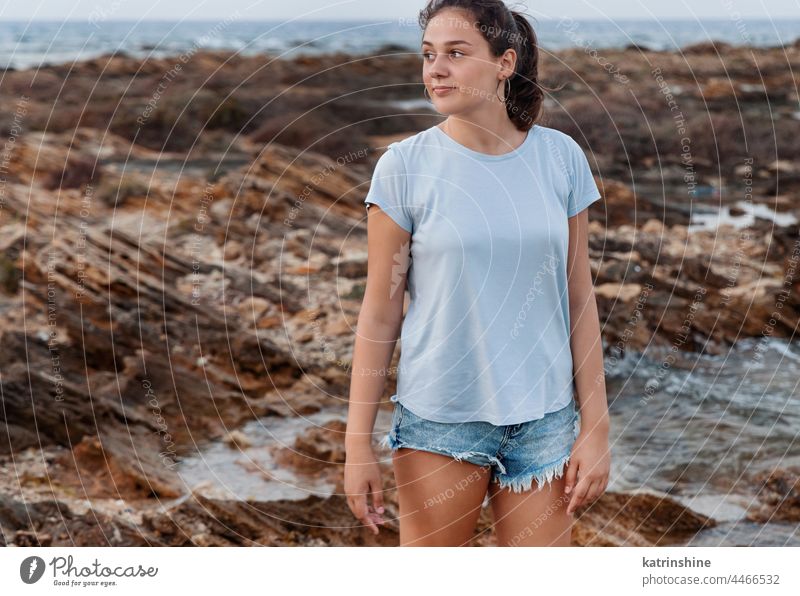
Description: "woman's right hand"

(344, 444), (386, 535)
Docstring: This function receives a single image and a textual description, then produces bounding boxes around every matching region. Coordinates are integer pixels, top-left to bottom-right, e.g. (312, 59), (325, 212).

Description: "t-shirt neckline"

(432, 123), (537, 162)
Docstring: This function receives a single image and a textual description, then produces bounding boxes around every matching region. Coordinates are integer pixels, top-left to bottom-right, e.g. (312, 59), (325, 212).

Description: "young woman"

(345, 0), (610, 547)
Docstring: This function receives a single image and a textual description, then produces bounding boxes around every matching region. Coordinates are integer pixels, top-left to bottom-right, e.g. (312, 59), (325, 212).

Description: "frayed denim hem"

(380, 432), (505, 473)
(493, 450), (572, 494)
(378, 432), (393, 450)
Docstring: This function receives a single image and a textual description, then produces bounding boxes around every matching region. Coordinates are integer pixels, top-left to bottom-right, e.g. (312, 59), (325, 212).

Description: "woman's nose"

(427, 54), (449, 77)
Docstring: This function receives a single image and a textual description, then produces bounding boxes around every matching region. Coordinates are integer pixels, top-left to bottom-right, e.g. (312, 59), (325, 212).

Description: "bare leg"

(487, 473), (573, 546)
(392, 447), (491, 546)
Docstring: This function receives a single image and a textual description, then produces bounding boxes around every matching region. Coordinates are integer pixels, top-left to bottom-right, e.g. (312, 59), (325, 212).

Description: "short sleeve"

(364, 144), (413, 233)
(566, 139), (602, 217)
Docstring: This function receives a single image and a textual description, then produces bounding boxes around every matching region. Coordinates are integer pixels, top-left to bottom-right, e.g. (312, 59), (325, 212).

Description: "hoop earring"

(423, 86), (433, 103)
(496, 77), (512, 102)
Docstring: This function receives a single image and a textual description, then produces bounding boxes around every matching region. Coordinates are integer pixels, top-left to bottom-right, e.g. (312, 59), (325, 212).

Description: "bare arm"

(563, 207), (610, 514)
(345, 204), (411, 451)
(344, 204), (410, 534)
(566, 208), (609, 434)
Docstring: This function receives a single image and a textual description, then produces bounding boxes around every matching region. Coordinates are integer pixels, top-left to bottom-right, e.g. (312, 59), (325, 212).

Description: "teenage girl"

(345, 0), (610, 546)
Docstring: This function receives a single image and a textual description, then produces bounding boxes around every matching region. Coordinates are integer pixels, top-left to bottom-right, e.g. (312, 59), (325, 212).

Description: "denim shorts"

(380, 399), (581, 494)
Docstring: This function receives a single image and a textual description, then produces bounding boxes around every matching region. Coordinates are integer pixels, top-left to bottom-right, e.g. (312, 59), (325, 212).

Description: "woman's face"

(421, 9), (512, 116)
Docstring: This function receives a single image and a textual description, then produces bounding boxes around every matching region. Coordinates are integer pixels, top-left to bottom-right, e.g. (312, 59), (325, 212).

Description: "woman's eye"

(421, 50), (464, 61)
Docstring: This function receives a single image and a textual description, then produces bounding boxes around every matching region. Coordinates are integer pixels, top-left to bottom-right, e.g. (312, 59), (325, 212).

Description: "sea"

(0, 18), (799, 69)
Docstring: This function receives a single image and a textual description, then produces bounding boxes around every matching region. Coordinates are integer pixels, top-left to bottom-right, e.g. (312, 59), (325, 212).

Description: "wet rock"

(142, 492), (399, 546)
(223, 430), (253, 450)
(0, 493), (153, 546)
(54, 432), (184, 499)
(746, 467), (800, 523)
(571, 489), (716, 546)
(12, 531), (53, 547)
(272, 419), (347, 475)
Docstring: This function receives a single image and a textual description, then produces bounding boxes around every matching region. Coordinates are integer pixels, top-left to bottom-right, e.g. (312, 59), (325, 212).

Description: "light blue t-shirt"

(363, 123), (602, 425)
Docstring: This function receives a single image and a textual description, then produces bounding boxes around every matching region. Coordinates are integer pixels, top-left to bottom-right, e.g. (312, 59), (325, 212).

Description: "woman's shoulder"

(530, 124), (587, 170)
(374, 126), (441, 177)
(386, 125), (439, 155)
(532, 124), (579, 149)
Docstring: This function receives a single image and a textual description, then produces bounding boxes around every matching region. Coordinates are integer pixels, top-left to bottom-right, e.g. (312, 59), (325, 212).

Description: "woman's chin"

(430, 101), (458, 115)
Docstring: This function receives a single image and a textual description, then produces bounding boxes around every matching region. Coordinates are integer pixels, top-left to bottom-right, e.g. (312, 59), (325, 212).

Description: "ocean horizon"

(1, 17), (799, 69)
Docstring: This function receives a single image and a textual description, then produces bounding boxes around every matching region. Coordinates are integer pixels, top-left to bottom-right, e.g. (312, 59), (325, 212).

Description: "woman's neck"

(439, 116), (525, 155)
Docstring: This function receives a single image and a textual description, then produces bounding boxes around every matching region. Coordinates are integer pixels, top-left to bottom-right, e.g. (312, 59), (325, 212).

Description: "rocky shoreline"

(1, 42), (799, 545)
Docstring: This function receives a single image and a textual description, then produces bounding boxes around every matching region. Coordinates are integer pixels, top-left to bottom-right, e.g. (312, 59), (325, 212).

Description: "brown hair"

(419, 0), (550, 131)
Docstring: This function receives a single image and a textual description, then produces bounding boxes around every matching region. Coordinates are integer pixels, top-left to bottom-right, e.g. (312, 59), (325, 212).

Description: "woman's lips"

(432, 86), (456, 96)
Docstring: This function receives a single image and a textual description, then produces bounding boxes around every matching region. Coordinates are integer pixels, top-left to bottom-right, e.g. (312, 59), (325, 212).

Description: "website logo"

(20, 556), (46, 584)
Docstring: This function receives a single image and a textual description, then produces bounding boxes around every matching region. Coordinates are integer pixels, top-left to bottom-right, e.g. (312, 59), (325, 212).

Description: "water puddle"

(177, 404), (394, 502)
(689, 200), (798, 232)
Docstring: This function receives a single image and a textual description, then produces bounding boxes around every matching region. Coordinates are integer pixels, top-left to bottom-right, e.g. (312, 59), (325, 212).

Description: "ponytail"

(419, 0), (558, 131)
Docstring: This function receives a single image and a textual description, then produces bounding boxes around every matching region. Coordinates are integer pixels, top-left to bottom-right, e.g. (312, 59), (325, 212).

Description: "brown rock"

(571, 489), (716, 546)
(55, 431), (184, 499)
(746, 467), (800, 523)
(273, 419), (347, 475)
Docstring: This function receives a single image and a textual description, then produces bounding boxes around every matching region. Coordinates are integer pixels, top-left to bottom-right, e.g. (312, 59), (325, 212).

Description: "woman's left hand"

(563, 426), (610, 516)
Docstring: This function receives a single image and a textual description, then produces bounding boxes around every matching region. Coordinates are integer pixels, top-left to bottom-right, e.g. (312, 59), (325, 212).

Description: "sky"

(1, 0), (798, 20)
